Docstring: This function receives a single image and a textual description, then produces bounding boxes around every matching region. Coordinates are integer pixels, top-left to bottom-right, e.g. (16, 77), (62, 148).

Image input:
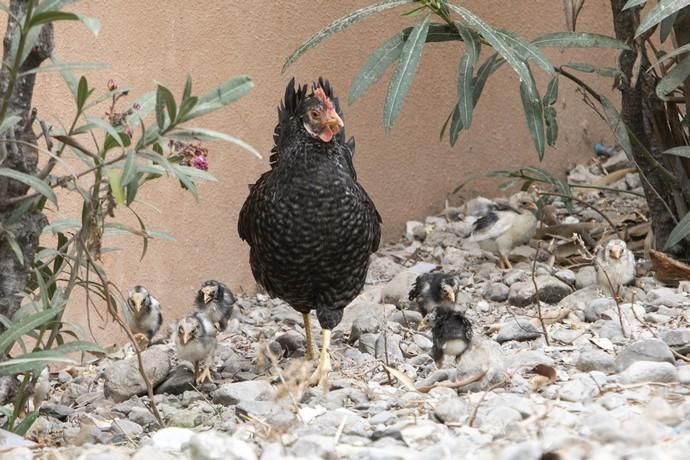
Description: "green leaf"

(183, 74), (193, 101)
(13, 411), (39, 436)
(600, 96), (632, 156)
(665, 209), (690, 249)
(156, 84), (177, 126)
(455, 23), (480, 129)
(623, 0), (647, 9)
(76, 76), (89, 112)
(649, 43), (690, 69)
(544, 105), (558, 147)
(126, 91), (156, 128)
(0, 168), (56, 204)
(0, 308), (62, 355)
(562, 62), (624, 78)
(636, 0), (690, 39)
(656, 57), (690, 100)
(126, 173), (140, 206)
(663, 146), (690, 158)
(76, 14), (101, 36)
(494, 29), (555, 74)
(169, 127), (262, 159)
(543, 76), (559, 106)
(660, 11), (678, 42)
(120, 150), (137, 186)
(107, 168), (125, 205)
(17, 61), (107, 77)
(532, 32), (630, 50)
(383, 14), (430, 132)
(0, 352), (75, 376)
(50, 54), (78, 100)
(85, 116), (124, 150)
(173, 164), (217, 182)
(349, 32), (404, 104)
(34, 0), (78, 14)
(184, 75), (254, 121)
(282, 0), (413, 72)
(29, 11), (78, 28)
(519, 66), (545, 160)
(0, 114), (21, 135)
(52, 340), (105, 355)
(449, 104), (462, 146)
(176, 96), (198, 122)
(4, 232), (23, 265)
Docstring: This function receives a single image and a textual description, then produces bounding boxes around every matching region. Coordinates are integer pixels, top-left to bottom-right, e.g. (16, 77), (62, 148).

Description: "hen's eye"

(310, 110), (319, 118)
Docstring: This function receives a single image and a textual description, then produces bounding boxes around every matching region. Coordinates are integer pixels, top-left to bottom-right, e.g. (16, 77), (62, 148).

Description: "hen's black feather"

(238, 78), (381, 330)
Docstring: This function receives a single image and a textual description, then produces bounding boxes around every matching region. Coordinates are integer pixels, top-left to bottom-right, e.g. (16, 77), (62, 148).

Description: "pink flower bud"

(132, 103), (141, 110)
(191, 154), (208, 171)
(107, 79), (118, 91)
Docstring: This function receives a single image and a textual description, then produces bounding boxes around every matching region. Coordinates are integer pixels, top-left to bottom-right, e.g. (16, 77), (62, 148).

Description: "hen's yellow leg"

(303, 313), (316, 360)
(309, 329), (332, 388)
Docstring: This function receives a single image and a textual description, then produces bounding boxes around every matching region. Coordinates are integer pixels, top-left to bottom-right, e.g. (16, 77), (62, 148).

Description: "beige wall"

(32, 1), (618, 345)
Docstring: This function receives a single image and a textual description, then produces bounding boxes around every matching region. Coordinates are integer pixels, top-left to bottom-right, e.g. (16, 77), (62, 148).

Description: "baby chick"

(595, 239), (635, 297)
(408, 272), (460, 317)
(194, 280), (236, 332)
(174, 312), (217, 385)
(126, 285), (162, 348)
(469, 192), (538, 269)
(430, 306), (473, 368)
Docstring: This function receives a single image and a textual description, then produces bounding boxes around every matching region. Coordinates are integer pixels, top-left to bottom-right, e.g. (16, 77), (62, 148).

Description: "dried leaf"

(589, 336), (615, 351)
(530, 374), (551, 391)
(650, 248), (690, 287)
(384, 365), (417, 392)
(532, 364), (557, 383)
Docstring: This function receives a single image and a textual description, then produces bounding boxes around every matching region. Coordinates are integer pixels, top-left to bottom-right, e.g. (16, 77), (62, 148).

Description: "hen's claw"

(309, 329), (332, 388)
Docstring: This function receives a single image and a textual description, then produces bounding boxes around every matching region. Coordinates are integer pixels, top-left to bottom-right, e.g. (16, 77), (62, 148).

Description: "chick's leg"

(303, 312), (316, 360)
(197, 365), (213, 385)
(309, 329), (332, 387)
(500, 255), (512, 270)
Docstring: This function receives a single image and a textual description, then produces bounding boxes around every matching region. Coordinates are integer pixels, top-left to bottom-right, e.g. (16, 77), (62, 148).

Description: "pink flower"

(132, 103), (141, 110)
(107, 79), (118, 91)
(124, 125), (134, 138)
(191, 154), (208, 171)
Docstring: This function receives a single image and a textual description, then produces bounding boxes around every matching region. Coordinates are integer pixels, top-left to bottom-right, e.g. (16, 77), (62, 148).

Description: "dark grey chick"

(430, 306), (473, 368)
(408, 272), (460, 317)
(126, 285), (162, 347)
(174, 312), (217, 385)
(194, 280), (236, 332)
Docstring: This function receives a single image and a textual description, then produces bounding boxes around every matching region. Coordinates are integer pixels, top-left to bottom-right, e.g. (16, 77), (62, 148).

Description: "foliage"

(284, 0), (690, 252)
(0, 0), (257, 432)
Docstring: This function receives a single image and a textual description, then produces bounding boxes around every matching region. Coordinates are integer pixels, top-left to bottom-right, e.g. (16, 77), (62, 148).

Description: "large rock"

(645, 288), (689, 308)
(183, 431), (257, 460)
(615, 339), (675, 372)
(380, 270), (418, 306)
(155, 366), (194, 395)
(375, 333), (404, 363)
(508, 276), (572, 307)
(618, 361), (679, 384)
(496, 317), (542, 343)
(236, 400), (296, 427)
(660, 329), (690, 354)
(575, 266), (597, 289)
(212, 380), (274, 406)
(456, 337), (507, 392)
(338, 300), (395, 334)
(484, 283), (510, 302)
(576, 350), (616, 374)
(104, 345), (171, 403)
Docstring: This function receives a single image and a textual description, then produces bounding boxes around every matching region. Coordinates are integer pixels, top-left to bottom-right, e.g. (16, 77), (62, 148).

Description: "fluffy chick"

(596, 239), (635, 297)
(408, 272), (460, 317)
(174, 312), (217, 384)
(126, 285), (162, 347)
(194, 280), (236, 332)
(469, 192), (538, 269)
(430, 306), (473, 368)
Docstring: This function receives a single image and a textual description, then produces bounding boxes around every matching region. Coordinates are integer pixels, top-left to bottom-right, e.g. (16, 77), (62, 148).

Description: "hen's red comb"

(313, 87), (334, 112)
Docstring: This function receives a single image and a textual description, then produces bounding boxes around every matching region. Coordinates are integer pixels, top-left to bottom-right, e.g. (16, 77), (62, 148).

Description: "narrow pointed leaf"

(76, 76), (89, 111)
(649, 43), (690, 69)
(85, 116), (124, 149)
(184, 75), (253, 121)
(349, 32), (404, 104)
(107, 169), (125, 205)
(76, 14), (101, 36)
(660, 11), (678, 42)
(156, 85), (177, 124)
(29, 11), (78, 28)
(0, 308), (62, 354)
(532, 32), (630, 50)
(50, 54), (78, 100)
(623, 0), (647, 9)
(455, 23), (480, 129)
(600, 96), (632, 155)
(183, 74), (193, 101)
(635, 0), (690, 38)
(663, 146), (690, 158)
(169, 127), (262, 159)
(543, 76), (559, 106)
(656, 57), (690, 100)
(14, 411), (39, 436)
(495, 29), (554, 74)
(544, 105), (559, 146)
(0, 168), (56, 204)
(449, 104), (463, 146)
(120, 150), (137, 186)
(283, 0), (413, 72)
(665, 210), (690, 249)
(519, 67), (545, 159)
(0, 115), (21, 135)
(384, 15), (430, 131)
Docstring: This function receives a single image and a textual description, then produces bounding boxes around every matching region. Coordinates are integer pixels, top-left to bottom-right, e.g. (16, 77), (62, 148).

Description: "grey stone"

(615, 338), (675, 371)
(288, 434), (335, 459)
(236, 400), (296, 427)
(406, 220), (426, 241)
(375, 333), (404, 363)
(584, 298), (616, 322)
(39, 403), (74, 421)
(433, 398), (469, 424)
(357, 333), (377, 355)
(576, 350), (616, 374)
(212, 380), (274, 405)
(679, 366), (690, 385)
(380, 270), (418, 305)
(550, 328), (584, 345)
(413, 333), (433, 352)
(597, 320), (625, 340)
(477, 406), (522, 435)
(112, 419), (143, 438)
(660, 328), (690, 354)
(104, 345), (171, 403)
(456, 337), (507, 392)
(576, 267), (598, 289)
(184, 431), (257, 460)
(366, 257), (404, 284)
(559, 377), (600, 402)
(555, 269), (576, 286)
(0, 428), (36, 450)
(148, 427), (195, 450)
(338, 301), (396, 334)
(273, 331), (304, 357)
(508, 276), (571, 306)
(484, 282), (509, 302)
(128, 407), (157, 427)
(503, 269), (528, 286)
(155, 365), (194, 396)
(350, 312), (380, 344)
(509, 350), (554, 370)
(625, 172), (641, 190)
(496, 317), (542, 343)
(390, 310), (423, 329)
(618, 361), (679, 384)
(646, 288), (689, 308)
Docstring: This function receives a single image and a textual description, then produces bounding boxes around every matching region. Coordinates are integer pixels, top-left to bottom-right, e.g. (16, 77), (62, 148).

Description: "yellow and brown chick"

(126, 285), (162, 348)
(174, 312), (217, 385)
(195, 280), (236, 332)
(469, 192), (538, 269)
(430, 306), (473, 368)
(596, 239), (635, 297)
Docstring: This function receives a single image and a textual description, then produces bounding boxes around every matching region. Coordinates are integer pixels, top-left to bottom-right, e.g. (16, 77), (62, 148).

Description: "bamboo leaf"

(455, 23), (480, 129)
(663, 146), (690, 158)
(4, 232), (23, 265)
(600, 96), (632, 156)
(623, 0), (647, 9)
(494, 29), (554, 74)
(660, 11), (678, 42)
(156, 84), (177, 125)
(635, 0), (690, 38)
(449, 104), (462, 146)
(0, 353), (75, 376)
(349, 32), (404, 104)
(649, 43), (690, 69)
(519, 67), (545, 159)
(656, 57), (690, 100)
(29, 11), (78, 28)
(182, 74), (193, 101)
(383, 14), (430, 131)
(0, 168), (56, 204)
(665, 209), (690, 249)
(532, 32), (630, 50)
(168, 127), (262, 159)
(0, 308), (62, 355)
(13, 411), (39, 436)
(543, 76), (559, 106)
(50, 54), (78, 100)
(283, 0), (413, 72)
(544, 105), (559, 147)
(76, 76), (89, 112)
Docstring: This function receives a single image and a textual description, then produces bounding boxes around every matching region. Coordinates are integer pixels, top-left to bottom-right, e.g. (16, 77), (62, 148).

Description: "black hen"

(238, 78), (381, 386)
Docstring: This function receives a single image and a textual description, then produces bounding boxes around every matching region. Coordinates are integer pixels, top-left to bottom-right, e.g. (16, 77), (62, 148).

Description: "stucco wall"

(31, 1), (618, 345)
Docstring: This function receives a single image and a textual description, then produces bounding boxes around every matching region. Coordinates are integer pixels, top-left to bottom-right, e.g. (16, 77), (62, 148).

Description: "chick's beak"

(442, 285), (456, 303)
(610, 247), (623, 259)
(526, 201), (538, 211)
(131, 298), (141, 313)
(181, 330), (191, 345)
(203, 292), (212, 304)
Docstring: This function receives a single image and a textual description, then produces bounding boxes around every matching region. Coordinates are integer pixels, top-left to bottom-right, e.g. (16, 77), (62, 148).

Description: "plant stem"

(0, 0), (35, 123)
